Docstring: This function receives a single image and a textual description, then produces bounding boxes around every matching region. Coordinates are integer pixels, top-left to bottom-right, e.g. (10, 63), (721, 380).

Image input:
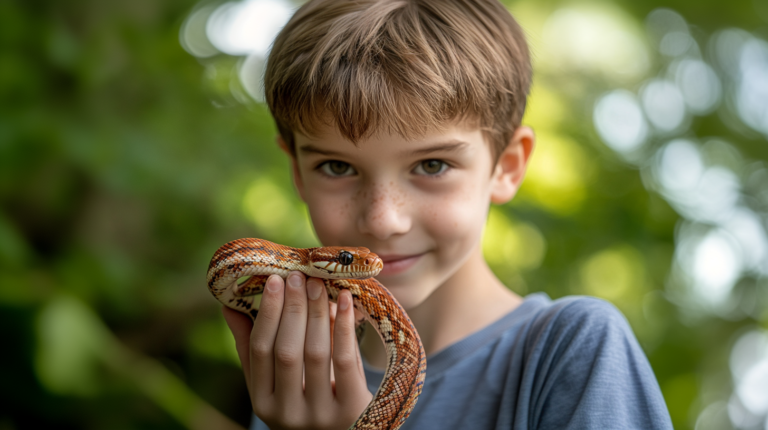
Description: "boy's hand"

(222, 272), (373, 430)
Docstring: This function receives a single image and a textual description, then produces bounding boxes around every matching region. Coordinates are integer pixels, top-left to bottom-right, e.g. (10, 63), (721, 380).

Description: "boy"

(222, 0), (673, 429)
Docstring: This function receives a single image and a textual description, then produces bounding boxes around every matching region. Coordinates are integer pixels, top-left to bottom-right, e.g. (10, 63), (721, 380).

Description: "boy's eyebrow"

(297, 144), (345, 156)
(406, 140), (469, 157)
(298, 140), (470, 157)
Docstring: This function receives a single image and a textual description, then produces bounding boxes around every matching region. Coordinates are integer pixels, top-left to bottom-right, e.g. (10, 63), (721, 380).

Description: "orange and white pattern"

(207, 238), (426, 430)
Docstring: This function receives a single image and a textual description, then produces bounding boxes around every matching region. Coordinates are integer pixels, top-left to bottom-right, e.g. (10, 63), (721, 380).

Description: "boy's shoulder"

(512, 294), (672, 429)
(521, 293), (638, 361)
(525, 293), (629, 337)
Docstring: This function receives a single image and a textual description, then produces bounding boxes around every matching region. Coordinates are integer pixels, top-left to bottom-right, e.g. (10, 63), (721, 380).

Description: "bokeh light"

(645, 9), (698, 59)
(690, 228), (742, 307)
(730, 330), (768, 423)
(205, 0), (293, 57)
(180, 5), (220, 58)
(734, 38), (768, 137)
(594, 90), (649, 154)
(641, 79), (688, 134)
(181, 0), (295, 103)
(541, 5), (649, 81)
(674, 59), (721, 114)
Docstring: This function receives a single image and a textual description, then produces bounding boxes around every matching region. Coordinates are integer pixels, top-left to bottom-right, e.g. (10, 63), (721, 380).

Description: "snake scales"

(207, 238), (426, 430)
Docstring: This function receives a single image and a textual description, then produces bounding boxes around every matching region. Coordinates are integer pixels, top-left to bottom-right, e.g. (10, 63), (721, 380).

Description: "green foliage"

(1, 0), (766, 429)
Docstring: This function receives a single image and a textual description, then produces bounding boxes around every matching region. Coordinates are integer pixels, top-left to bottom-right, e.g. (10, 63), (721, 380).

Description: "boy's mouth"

(377, 253), (424, 277)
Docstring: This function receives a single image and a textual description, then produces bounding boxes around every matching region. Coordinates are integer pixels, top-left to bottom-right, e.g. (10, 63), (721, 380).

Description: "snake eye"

(338, 250), (353, 266)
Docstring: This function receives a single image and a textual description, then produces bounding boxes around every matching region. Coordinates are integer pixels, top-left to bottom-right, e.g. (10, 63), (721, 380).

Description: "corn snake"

(207, 238), (426, 429)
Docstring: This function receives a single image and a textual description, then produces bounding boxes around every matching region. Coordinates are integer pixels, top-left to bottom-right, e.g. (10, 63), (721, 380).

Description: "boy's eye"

(320, 160), (355, 177)
(415, 160), (448, 176)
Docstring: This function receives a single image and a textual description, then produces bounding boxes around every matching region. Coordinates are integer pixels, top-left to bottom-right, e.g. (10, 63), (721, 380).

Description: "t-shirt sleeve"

(523, 297), (672, 430)
(249, 415), (266, 430)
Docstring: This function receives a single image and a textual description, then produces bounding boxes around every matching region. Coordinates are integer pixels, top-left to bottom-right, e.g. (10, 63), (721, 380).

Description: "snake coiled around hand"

(207, 238), (426, 430)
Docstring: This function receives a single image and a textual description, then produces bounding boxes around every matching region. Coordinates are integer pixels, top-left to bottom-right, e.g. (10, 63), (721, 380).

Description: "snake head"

(307, 246), (384, 279)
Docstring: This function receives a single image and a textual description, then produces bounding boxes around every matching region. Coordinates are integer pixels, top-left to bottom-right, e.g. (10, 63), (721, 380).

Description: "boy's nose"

(356, 184), (411, 241)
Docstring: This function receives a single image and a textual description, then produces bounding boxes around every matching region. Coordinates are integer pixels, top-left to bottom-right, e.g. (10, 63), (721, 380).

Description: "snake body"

(207, 238), (426, 430)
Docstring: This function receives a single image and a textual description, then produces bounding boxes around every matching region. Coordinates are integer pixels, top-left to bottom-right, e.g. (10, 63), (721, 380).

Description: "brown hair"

(264, 0), (531, 159)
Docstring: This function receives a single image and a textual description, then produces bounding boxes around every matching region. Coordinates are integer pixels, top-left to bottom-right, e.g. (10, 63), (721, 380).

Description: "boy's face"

(286, 123), (531, 309)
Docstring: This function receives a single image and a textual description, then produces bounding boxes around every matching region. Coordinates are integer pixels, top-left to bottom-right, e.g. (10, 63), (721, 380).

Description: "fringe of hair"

(264, 0), (531, 158)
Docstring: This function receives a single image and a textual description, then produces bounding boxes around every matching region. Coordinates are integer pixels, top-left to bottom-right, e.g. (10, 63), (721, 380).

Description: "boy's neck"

(361, 244), (523, 369)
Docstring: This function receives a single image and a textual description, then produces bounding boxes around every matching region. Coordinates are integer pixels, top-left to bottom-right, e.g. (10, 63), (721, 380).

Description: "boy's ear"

(277, 136), (307, 202)
(490, 126), (535, 204)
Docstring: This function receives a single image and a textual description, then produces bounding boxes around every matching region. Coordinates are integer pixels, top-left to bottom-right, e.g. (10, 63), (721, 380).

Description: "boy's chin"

(375, 277), (438, 311)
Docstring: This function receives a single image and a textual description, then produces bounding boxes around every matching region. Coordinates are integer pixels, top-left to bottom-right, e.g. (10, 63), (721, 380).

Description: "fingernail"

(266, 275), (282, 292)
(307, 279), (322, 300)
(338, 291), (350, 310)
(288, 273), (302, 288)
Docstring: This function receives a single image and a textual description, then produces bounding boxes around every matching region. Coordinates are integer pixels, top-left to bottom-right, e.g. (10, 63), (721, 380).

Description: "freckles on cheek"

(307, 196), (352, 243)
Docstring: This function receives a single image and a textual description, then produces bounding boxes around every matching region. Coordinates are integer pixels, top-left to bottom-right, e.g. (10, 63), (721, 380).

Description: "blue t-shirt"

(250, 293), (673, 429)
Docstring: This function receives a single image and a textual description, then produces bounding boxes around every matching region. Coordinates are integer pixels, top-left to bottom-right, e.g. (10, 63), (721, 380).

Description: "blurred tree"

(1, 0), (767, 429)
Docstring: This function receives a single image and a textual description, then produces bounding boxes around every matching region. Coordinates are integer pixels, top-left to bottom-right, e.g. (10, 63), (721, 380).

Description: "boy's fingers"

(273, 271), (309, 404)
(332, 290), (368, 403)
(250, 274), (285, 399)
(303, 278), (333, 404)
(221, 306), (254, 383)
